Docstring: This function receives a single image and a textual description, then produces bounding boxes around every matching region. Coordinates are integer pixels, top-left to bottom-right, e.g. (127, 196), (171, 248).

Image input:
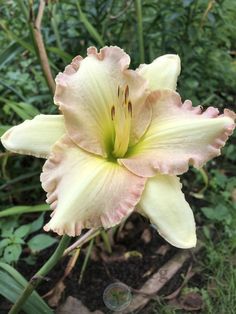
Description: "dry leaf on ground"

(56, 296), (104, 314)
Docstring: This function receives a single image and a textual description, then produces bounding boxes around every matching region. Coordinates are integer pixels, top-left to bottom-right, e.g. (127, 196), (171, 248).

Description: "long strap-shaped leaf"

(0, 204), (50, 218)
(0, 262), (53, 314)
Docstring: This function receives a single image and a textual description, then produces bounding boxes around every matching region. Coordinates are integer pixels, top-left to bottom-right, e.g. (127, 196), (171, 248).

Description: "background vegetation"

(0, 0), (235, 313)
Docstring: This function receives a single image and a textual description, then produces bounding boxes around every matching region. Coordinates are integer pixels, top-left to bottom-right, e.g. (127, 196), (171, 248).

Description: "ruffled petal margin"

(55, 46), (130, 157)
(120, 90), (235, 177)
(40, 135), (146, 236)
(1, 115), (66, 158)
(54, 46), (152, 157)
(138, 175), (196, 249)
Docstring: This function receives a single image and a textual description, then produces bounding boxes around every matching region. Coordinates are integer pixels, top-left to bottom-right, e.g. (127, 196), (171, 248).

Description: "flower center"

(111, 85), (132, 158)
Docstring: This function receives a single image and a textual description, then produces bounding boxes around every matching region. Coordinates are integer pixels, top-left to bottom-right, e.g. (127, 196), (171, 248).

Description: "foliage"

(0, 213), (58, 264)
(0, 0), (235, 312)
(0, 262), (53, 314)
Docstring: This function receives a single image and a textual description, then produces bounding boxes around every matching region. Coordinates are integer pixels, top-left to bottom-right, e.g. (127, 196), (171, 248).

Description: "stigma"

(111, 85), (132, 158)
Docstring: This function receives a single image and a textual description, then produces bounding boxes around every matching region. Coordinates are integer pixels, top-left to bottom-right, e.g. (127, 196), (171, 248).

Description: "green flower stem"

(135, 0), (145, 63)
(9, 235), (71, 314)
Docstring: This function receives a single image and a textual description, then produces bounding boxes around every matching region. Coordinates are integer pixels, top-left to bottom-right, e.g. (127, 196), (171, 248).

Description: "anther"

(124, 85), (129, 104)
(111, 106), (115, 120)
(117, 86), (120, 98)
(128, 101), (132, 117)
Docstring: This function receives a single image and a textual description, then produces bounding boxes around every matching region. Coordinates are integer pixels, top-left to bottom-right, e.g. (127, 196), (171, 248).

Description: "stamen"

(128, 101), (132, 117)
(111, 84), (132, 158)
(111, 106), (115, 120)
(124, 85), (129, 104)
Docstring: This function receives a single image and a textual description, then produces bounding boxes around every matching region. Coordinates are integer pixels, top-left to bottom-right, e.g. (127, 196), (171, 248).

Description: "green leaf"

(78, 238), (94, 284)
(3, 101), (40, 120)
(47, 46), (73, 62)
(202, 226), (211, 240)
(201, 205), (232, 223)
(0, 217), (19, 232)
(23, 255), (37, 266)
(201, 207), (219, 220)
(1, 228), (14, 238)
(0, 170), (40, 191)
(0, 42), (23, 70)
(29, 213), (45, 234)
(183, 0), (195, 7)
(14, 224), (31, 238)
(0, 262), (53, 313)
(0, 204), (50, 218)
(0, 22), (34, 53)
(0, 78), (26, 101)
(28, 234), (58, 252)
(100, 230), (112, 254)
(76, 1), (105, 46)
(13, 237), (25, 245)
(0, 239), (11, 249)
(3, 244), (22, 263)
(0, 125), (11, 136)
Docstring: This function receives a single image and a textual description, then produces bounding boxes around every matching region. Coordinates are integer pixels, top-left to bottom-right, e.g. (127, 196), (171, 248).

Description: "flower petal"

(40, 135), (146, 236)
(120, 90), (235, 177)
(138, 175), (196, 249)
(137, 54), (181, 91)
(124, 69), (152, 145)
(1, 115), (66, 158)
(54, 46), (151, 157)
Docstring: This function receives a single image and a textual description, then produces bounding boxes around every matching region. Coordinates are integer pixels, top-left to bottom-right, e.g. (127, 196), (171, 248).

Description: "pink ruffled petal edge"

(40, 135), (146, 236)
(54, 46), (131, 157)
(120, 90), (235, 177)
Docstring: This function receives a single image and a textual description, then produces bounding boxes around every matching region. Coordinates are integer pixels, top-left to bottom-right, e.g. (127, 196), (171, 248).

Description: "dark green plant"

(0, 213), (58, 264)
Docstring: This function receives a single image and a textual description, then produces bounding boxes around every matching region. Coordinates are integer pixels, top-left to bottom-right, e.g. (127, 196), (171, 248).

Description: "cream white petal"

(137, 54), (181, 91)
(54, 46), (152, 157)
(139, 174), (196, 249)
(40, 135), (146, 236)
(1, 115), (66, 158)
(120, 90), (235, 177)
(55, 47), (127, 157)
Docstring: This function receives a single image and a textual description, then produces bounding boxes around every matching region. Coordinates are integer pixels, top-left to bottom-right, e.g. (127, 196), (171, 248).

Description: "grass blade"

(0, 42), (23, 70)
(0, 262), (53, 314)
(0, 204), (50, 218)
(76, 1), (105, 46)
(135, 0), (145, 63)
(78, 238), (94, 284)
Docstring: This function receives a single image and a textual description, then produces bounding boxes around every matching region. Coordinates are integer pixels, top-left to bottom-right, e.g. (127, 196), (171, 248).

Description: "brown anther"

(117, 86), (120, 98)
(124, 85), (129, 104)
(128, 101), (132, 117)
(111, 106), (115, 120)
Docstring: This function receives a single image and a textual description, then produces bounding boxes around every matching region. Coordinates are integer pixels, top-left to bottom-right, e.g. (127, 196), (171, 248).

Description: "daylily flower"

(1, 46), (235, 249)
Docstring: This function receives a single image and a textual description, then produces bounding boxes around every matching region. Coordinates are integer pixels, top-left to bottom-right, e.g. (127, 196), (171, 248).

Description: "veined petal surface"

(40, 135), (146, 236)
(54, 46), (151, 157)
(139, 175), (196, 249)
(137, 54), (181, 91)
(1, 115), (66, 158)
(120, 90), (235, 177)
